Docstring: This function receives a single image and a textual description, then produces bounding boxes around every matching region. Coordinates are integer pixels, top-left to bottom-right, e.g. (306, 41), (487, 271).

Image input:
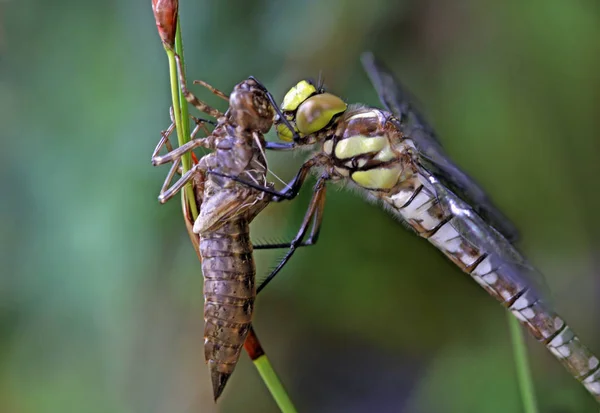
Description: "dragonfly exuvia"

(151, 54), (300, 400)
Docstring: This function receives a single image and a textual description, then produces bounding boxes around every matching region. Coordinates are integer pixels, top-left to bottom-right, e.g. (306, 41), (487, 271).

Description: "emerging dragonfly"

(151, 56), (299, 400)
(212, 52), (600, 402)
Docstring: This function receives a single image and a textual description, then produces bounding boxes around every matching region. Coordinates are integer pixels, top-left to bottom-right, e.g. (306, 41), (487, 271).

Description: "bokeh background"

(2, 0), (600, 412)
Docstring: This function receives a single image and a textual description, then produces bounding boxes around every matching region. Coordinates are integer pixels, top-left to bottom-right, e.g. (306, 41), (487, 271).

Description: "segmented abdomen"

(199, 218), (255, 391)
(381, 173), (600, 401)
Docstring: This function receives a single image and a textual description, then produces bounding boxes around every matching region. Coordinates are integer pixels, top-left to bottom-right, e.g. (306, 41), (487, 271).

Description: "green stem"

(254, 355), (298, 413)
(174, 22), (192, 154)
(165, 22), (197, 219)
(508, 313), (539, 413)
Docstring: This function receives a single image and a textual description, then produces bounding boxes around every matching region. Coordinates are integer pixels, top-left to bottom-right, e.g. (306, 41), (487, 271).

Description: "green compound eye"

(281, 80), (317, 112)
(295, 93), (347, 135)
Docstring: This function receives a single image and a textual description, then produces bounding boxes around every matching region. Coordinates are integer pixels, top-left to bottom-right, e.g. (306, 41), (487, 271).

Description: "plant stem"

(244, 327), (297, 413)
(255, 354), (298, 412)
(166, 21), (197, 219)
(508, 313), (539, 413)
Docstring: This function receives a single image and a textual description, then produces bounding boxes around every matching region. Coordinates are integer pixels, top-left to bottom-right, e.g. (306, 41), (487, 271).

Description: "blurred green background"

(2, 0), (600, 412)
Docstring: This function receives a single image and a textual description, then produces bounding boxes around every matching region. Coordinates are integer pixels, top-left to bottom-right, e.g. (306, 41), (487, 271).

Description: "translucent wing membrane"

(361, 52), (519, 242)
(424, 172), (549, 298)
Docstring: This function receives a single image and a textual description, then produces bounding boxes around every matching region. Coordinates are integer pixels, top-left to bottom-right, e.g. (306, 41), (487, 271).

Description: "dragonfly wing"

(425, 172), (548, 297)
(361, 51), (519, 242)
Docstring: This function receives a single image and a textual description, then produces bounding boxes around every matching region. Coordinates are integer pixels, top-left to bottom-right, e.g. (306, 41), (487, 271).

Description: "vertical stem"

(508, 313), (539, 413)
(254, 356), (298, 412)
(244, 327), (297, 413)
(174, 21), (191, 153)
(166, 21), (197, 219)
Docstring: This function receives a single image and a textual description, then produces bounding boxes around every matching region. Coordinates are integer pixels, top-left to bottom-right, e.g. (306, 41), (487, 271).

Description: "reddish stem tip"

(152, 0), (179, 48)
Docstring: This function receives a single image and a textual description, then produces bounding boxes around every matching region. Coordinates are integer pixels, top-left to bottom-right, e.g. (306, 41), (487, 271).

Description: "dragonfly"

(210, 52), (600, 402)
(151, 55), (302, 400)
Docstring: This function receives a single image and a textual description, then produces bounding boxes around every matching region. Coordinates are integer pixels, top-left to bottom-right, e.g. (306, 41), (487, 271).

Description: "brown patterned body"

(199, 216), (258, 393)
(153, 78), (274, 399)
(192, 82), (273, 398)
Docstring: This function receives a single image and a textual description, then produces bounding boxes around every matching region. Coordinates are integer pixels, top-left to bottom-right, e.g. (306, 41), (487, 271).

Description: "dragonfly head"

(276, 80), (347, 144)
(228, 79), (275, 134)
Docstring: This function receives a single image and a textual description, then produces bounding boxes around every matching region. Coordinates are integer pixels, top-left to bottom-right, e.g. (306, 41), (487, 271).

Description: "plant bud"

(152, 0), (178, 48)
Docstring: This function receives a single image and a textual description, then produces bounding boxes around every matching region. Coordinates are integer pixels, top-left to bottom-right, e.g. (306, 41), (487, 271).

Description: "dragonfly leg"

(152, 115), (187, 194)
(152, 107), (214, 164)
(152, 120), (177, 162)
(174, 53), (223, 119)
(158, 156), (183, 202)
(152, 122), (212, 204)
(253, 239), (317, 250)
(264, 141), (297, 151)
(256, 175), (327, 293)
(158, 162), (204, 204)
(152, 112), (215, 200)
(254, 196), (324, 249)
(190, 115), (216, 130)
(207, 154), (325, 201)
(152, 133), (214, 166)
(192, 79), (229, 101)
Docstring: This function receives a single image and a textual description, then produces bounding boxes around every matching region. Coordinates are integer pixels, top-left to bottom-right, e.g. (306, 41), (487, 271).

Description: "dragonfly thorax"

(323, 107), (414, 191)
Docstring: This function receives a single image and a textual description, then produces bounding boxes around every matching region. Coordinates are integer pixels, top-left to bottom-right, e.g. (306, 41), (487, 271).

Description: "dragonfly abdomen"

(381, 174), (600, 400)
(509, 290), (600, 398)
(199, 218), (256, 395)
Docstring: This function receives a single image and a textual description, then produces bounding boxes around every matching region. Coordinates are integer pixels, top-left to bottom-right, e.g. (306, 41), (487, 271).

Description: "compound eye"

(296, 93), (347, 135)
(281, 80), (317, 112)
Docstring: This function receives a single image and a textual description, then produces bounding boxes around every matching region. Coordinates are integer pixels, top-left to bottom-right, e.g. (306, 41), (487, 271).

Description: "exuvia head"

(276, 80), (347, 143)
(228, 78), (275, 133)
